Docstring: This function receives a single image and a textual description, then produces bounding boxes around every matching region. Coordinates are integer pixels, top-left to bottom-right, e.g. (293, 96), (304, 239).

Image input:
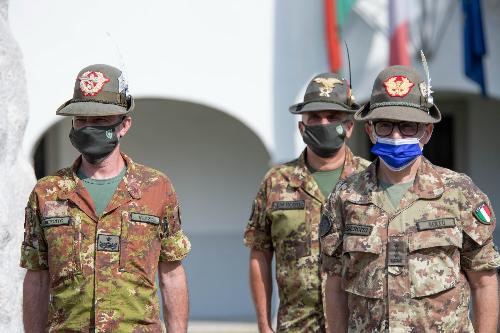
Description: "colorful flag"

(474, 202), (492, 224)
(388, 0), (410, 66)
(325, 0), (357, 72)
(462, 0), (487, 96)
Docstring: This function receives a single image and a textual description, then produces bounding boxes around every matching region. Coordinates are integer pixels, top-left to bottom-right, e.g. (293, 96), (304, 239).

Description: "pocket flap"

(409, 226), (462, 252)
(343, 234), (383, 254)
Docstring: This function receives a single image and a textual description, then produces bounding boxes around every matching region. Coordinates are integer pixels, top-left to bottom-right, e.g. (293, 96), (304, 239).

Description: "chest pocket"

(120, 211), (162, 281)
(408, 224), (462, 298)
(270, 200), (310, 261)
(41, 202), (80, 287)
(342, 232), (384, 299)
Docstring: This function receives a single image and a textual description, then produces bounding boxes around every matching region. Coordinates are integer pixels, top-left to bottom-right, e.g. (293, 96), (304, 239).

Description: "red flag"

(389, 0), (410, 66)
(325, 0), (342, 72)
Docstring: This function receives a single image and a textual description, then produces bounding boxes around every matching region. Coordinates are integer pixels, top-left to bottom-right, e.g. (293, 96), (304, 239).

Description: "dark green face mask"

(301, 121), (347, 158)
(69, 120), (123, 164)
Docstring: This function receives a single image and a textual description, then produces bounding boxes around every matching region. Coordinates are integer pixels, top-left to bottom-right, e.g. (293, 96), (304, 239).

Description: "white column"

(0, 0), (36, 331)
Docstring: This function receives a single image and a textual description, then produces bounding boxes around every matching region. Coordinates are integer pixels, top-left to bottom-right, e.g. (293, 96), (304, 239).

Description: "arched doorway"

(33, 98), (272, 321)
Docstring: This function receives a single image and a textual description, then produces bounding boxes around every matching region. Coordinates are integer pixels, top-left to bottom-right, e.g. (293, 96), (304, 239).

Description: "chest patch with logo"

(41, 217), (70, 228)
(416, 218), (456, 231)
(130, 213), (160, 225)
(473, 202), (492, 225)
(344, 224), (373, 236)
(271, 200), (305, 210)
(97, 234), (120, 252)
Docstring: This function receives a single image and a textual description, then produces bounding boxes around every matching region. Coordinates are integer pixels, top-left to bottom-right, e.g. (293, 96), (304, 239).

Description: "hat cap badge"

(79, 71), (110, 96)
(383, 75), (414, 97)
(314, 77), (343, 97)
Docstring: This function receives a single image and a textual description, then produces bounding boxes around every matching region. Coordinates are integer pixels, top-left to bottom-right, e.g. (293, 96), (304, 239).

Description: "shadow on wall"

(33, 98), (272, 321)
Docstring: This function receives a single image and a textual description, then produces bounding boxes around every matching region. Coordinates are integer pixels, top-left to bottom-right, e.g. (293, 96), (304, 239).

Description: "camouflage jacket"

(321, 158), (500, 333)
(244, 147), (369, 333)
(20, 153), (191, 332)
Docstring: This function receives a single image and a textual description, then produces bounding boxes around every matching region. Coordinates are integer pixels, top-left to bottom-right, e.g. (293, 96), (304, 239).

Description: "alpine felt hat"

(289, 72), (359, 114)
(57, 64), (134, 116)
(354, 65), (441, 123)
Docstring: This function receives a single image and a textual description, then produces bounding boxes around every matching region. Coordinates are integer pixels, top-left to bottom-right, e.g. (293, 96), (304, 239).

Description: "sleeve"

(20, 190), (48, 270)
(320, 182), (345, 276)
(459, 181), (500, 271)
(243, 178), (273, 251)
(159, 184), (191, 262)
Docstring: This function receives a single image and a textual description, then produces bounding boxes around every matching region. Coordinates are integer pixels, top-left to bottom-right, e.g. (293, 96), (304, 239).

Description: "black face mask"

(69, 120), (123, 165)
(301, 121), (347, 158)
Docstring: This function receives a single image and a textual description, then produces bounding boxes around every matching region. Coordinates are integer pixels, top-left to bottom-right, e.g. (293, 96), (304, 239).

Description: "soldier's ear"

(365, 122), (376, 144)
(298, 121), (305, 136)
(420, 123), (433, 145)
(117, 116), (132, 138)
(344, 118), (355, 139)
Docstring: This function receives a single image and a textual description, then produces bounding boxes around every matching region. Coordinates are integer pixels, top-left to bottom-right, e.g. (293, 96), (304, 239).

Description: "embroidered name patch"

(417, 218), (456, 231)
(130, 213), (160, 225)
(97, 234), (120, 252)
(473, 202), (492, 225)
(41, 217), (70, 228)
(319, 215), (332, 237)
(344, 224), (373, 236)
(272, 200), (305, 210)
(388, 238), (407, 266)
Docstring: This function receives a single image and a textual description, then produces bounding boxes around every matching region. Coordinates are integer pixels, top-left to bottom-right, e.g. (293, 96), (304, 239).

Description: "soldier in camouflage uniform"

(320, 65), (500, 332)
(21, 64), (191, 333)
(244, 73), (369, 333)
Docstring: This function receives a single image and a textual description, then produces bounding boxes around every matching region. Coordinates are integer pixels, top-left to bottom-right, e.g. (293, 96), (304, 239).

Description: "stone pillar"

(0, 0), (37, 331)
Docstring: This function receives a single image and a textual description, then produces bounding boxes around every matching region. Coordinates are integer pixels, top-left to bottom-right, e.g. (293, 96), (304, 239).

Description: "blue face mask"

(371, 136), (422, 171)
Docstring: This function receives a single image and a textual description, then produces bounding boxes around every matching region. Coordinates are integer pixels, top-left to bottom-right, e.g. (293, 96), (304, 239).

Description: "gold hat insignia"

(314, 77), (343, 97)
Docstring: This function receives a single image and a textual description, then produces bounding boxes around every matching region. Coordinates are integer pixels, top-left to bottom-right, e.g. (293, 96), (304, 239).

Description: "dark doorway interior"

(424, 115), (455, 170)
(33, 138), (46, 180)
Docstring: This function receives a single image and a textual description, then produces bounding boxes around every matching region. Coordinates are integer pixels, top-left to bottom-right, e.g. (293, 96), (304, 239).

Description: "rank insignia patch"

(473, 202), (492, 224)
(314, 77), (343, 97)
(79, 71), (110, 96)
(383, 75), (414, 97)
(97, 234), (120, 252)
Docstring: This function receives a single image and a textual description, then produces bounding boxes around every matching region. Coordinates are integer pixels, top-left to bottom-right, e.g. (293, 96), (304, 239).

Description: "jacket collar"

(288, 146), (358, 202)
(346, 157), (445, 208)
(57, 153), (142, 220)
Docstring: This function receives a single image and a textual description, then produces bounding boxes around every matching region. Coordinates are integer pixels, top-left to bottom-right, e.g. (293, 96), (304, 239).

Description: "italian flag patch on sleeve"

(474, 202), (492, 224)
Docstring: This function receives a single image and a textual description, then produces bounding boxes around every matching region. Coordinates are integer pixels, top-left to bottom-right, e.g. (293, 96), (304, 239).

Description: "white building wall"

(10, 0), (275, 160)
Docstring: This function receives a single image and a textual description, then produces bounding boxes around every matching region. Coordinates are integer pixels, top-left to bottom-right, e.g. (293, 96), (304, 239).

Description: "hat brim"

(56, 99), (135, 116)
(354, 103), (441, 123)
(289, 101), (359, 114)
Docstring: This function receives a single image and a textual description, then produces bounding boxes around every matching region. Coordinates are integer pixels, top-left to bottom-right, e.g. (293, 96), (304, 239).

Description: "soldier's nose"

(391, 128), (404, 139)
